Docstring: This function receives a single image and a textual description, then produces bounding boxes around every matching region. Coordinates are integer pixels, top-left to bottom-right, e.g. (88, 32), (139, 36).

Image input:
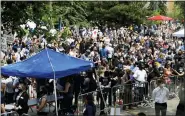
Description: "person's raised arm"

(171, 68), (181, 76)
(62, 82), (71, 93)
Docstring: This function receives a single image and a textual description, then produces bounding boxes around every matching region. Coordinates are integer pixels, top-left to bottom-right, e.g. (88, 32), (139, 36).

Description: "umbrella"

(148, 15), (173, 21)
(172, 29), (184, 37)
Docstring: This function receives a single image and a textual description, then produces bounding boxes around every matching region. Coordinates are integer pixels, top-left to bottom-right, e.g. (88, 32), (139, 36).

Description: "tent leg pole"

(53, 79), (58, 116)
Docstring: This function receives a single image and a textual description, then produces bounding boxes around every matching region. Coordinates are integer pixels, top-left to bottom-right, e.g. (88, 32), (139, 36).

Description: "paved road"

(121, 98), (179, 116)
(26, 98), (179, 116)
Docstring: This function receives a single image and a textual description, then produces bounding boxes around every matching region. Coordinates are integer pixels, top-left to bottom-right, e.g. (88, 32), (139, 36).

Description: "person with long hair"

(83, 94), (96, 116)
(37, 86), (49, 116)
(14, 83), (29, 115)
(163, 62), (183, 84)
(60, 76), (74, 113)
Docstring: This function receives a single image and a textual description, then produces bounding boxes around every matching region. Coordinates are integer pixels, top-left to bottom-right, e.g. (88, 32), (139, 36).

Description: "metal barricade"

(149, 76), (182, 100)
(111, 82), (149, 108)
(168, 76), (182, 99)
(77, 89), (110, 115)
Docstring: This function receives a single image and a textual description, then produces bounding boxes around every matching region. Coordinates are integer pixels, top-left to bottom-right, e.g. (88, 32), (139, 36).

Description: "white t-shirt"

(133, 69), (147, 82)
(98, 31), (103, 37)
(105, 46), (114, 58)
(66, 38), (74, 45)
(15, 52), (21, 62)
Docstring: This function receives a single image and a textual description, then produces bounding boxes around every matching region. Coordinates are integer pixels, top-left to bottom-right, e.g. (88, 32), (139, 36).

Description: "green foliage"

(167, 4), (184, 21)
(174, 1), (185, 21)
(2, 1), (170, 38)
(60, 27), (72, 40)
(1, 1), (31, 30)
(148, 1), (167, 15)
(16, 27), (27, 38)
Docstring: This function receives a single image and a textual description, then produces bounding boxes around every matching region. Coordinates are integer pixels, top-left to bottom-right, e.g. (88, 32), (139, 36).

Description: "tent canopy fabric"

(148, 15), (173, 21)
(173, 29), (184, 37)
(1, 48), (94, 79)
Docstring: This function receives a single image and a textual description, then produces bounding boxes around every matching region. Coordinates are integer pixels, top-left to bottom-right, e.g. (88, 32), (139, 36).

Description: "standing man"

(152, 79), (169, 116)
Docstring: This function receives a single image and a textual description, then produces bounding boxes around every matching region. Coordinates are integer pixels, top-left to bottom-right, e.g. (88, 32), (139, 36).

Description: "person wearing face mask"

(152, 79), (169, 116)
(14, 82), (29, 115)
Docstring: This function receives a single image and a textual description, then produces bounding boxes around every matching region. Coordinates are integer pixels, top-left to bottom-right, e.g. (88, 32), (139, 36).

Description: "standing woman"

(14, 83), (29, 115)
(163, 62), (183, 84)
(60, 76), (74, 113)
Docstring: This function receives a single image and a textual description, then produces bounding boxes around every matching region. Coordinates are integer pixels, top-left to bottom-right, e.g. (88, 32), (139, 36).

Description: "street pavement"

(121, 98), (179, 116)
(27, 98), (179, 116)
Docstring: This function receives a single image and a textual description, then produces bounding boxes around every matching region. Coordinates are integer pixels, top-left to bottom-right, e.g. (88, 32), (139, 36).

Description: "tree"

(2, 1), (169, 35)
(174, 1), (185, 21)
(87, 1), (152, 28)
(1, 1), (31, 31)
(148, 1), (167, 15)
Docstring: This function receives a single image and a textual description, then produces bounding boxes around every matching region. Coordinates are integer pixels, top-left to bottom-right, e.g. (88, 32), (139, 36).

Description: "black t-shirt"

(1, 91), (5, 104)
(99, 77), (111, 86)
(83, 104), (96, 116)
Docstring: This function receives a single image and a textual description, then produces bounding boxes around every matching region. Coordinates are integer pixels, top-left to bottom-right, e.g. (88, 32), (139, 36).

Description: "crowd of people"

(1, 21), (185, 116)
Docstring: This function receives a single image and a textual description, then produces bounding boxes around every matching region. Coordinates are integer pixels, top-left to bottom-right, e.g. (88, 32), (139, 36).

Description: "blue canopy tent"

(1, 48), (94, 78)
(1, 48), (94, 116)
